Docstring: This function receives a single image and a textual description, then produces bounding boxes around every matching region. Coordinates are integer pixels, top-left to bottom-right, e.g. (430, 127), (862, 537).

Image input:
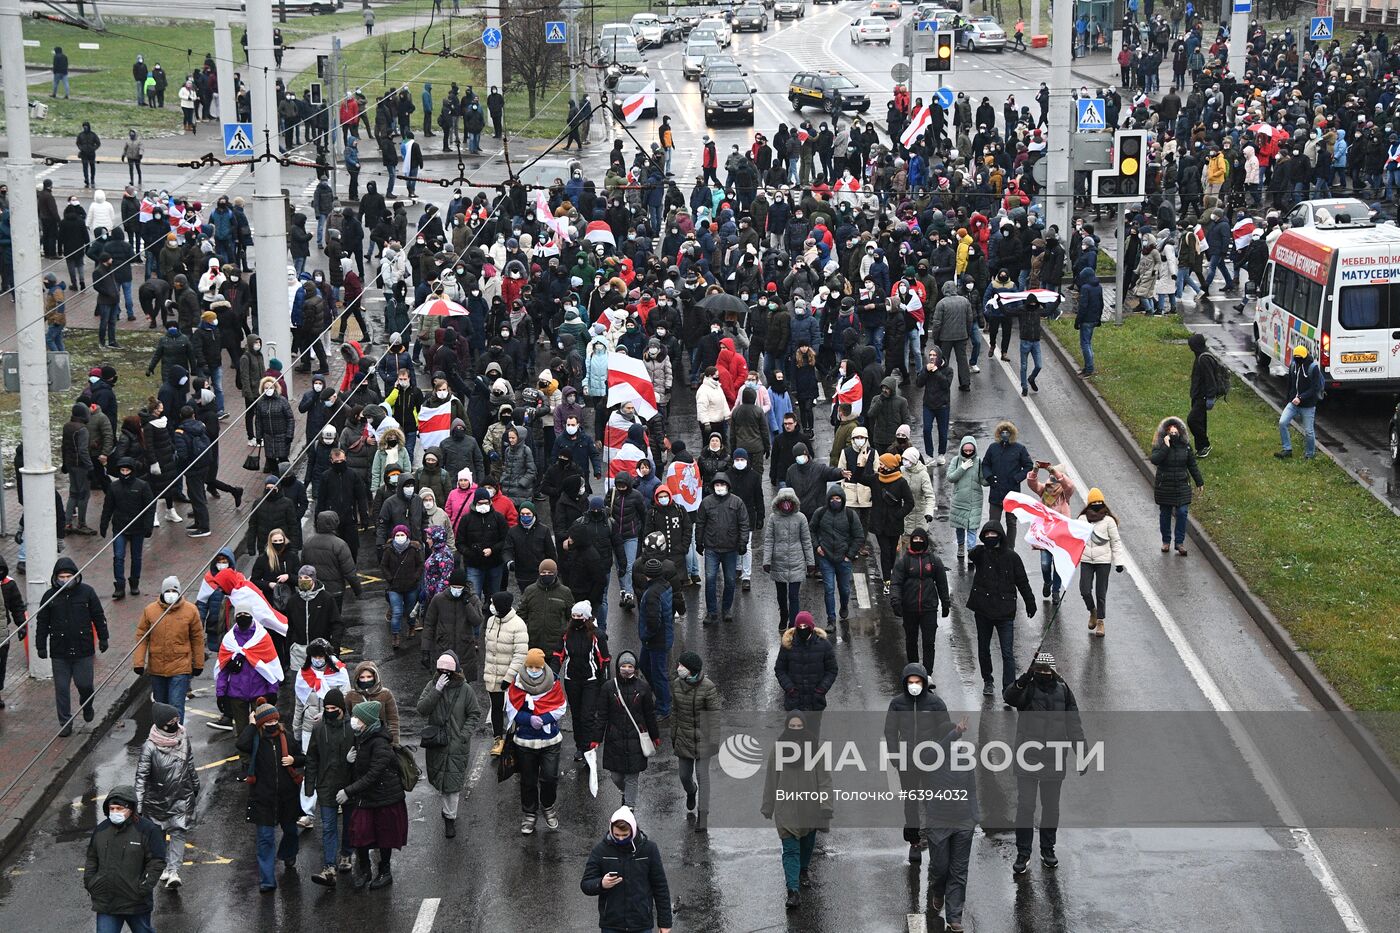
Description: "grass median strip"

(1047, 314), (1400, 714)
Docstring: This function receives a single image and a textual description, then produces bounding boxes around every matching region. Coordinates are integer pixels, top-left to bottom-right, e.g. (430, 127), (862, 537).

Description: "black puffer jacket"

(774, 626), (838, 711)
(890, 545), (951, 617)
(860, 472), (915, 537)
(594, 654), (660, 775)
(1149, 416), (1204, 508)
(99, 470), (156, 538)
(235, 724), (305, 826)
(36, 557), (108, 660)
(244, 489), (302, 554)
(605, 475), (647, 540)
(1003, 670), (1085, 775)
(808, 488), (864, 561)
(965, 522), (1034, 620)
(344, 723), (405, 808)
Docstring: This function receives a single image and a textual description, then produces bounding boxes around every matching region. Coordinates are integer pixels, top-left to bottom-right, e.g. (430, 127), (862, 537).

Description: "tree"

(376, 34), (393, 85)
(501, 2), (566, 119)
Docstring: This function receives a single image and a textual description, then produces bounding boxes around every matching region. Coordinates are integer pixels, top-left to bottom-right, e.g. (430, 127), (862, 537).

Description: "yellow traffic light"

(932, 31), (955, 72)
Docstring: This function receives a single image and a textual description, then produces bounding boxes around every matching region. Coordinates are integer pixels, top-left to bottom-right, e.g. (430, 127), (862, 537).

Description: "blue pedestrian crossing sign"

(1309, 16), (1332, 41)
(545, 21), (567, 44)
(1076, 98), (1107, 131)
(934, 86), (955, 110)
(916, 20), (937, 31)
(482, 27), (502, 49)
(222, 122), (255, 156)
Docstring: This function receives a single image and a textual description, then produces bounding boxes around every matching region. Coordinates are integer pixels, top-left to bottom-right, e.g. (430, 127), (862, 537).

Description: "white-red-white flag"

(293, 660), (351, 708)
(1193, 224), (1208, 254)
(900, 106), (931, 148)
(216, 619), (284, 687)
(662, 459), (703, 512)
(416, 399), (455, 449)
(534, 190), (572, 244)
(585, 221), (617, 248)
(1001, 491), (1094, 586)
(606, 351), (658, 420)
(835, 372), (863, 417)
(602, 411), (649, 486)
(621, 82), (656, 125)
(212, 567), (289, 636)
(1232, 218), (1256, 250)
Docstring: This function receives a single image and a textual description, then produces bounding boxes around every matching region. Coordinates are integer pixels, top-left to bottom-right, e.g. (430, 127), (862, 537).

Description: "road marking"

(412, 898), (441, 933)
(463, 744), (490, 797)
(991, 355), (1369, 933)
(196, 754), (240, 772)
(184, 706), (219, 719)
(853, 570), (870, 609)
(907, 913), (928, 933)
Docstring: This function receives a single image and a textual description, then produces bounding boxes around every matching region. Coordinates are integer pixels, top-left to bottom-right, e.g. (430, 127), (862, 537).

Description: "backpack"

(393, 744), (421, 792)
(1201, 351), (1231, 402)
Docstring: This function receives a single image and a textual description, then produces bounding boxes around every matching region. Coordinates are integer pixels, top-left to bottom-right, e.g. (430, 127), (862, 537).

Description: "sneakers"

(1012, 855), (1029, 876)
(187, 528), (212, 538)
(542, 806), (559, 830)
(982, 681), (995, 697)
(970, 364), (981, 373)
(311, 865), (337, 887)
(297, 815), (314, 830)
(164, 868), (182, 889)
(491, 736), (505, 756)
(165, 508), (184, 523)
(1042, 849), (1059, 868)
(1274, 449), (1293, 459)
(704, 613), (718, 625)
(1197, 445), (1211, 458)
(936, 455), (946, 466)
(741, 576), (751, 592)
(207, 715), (234, 732)
(521, 811), (537, 835)
(368, 870), (393, 889)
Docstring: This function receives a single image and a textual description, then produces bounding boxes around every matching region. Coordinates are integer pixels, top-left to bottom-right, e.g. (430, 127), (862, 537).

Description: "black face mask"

(451, 426), (466, 439)
(324, 709), (342, 721)
(332, 461), (347, 473)
(159, 721), (180, 734)
(983, 536), (1002, 549)
(538, 574), (556, 588)
(589, 508), (605, 519)
(910, 537), (928, 552)
(357, 678), (376, 692)
(796, 628), (813, 641)
(262, 725), (280, 737)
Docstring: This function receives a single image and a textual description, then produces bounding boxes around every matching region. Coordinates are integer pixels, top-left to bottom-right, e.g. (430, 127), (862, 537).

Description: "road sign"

(482, 27), (503, 49)
(1309, 16), (1332, 41)
(1076, 97), (1107, 131)
(916, 20), (938, 31)
(890, 62), (911, 84)
(934, 86), (955, 110)
(1232, 0), (1250, 12)
(223, 122), (255, 157)
(545, 21), (568, 44)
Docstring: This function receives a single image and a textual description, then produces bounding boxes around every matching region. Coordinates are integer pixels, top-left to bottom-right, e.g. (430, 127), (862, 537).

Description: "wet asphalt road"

(7, 7), (1400, 931)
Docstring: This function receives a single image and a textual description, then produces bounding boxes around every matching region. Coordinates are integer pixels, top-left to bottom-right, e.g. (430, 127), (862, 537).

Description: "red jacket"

(702, 142), (717, 169)
(338, 99), (360, 128)
(715, 337), (748, 405)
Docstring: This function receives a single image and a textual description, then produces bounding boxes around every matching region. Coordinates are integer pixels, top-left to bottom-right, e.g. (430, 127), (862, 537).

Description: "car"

(1286, 198), (1376, 228)
(683, 37), (722, 79)
(813, 0), (838, 5)
(700, 55), (749, 94)
(598, 22), (636, 50)
(656, 14), (686, 43)
(774, 0), (806, 19)
(610, 74), (659, 121)
(675, 6), (708, 33)
(869, 0), (902, 17)
(733, 3), (769, 31)
(695, 16), (733, 46)
(598, 37), (647, 88)
(849, 15), (892, 43)
(703, 77), (756, 125)
(1390, 400), (1400, 467)
(959, 15), (1007, 51)
(630, 13), (667, 48)
(239, 0), (342, 11)
(788, 70), (870, 114)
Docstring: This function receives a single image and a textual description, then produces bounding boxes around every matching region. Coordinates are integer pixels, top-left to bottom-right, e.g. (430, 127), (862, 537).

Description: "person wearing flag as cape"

(504, 647), (568, 835)
(292, 638), (351, 827)
(217, 600), (288, 763)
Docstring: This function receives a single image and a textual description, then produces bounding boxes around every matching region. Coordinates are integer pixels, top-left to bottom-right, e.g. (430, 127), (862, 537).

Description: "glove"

(1026, 603), (1037, 618)
(36, 648), (46, 660)
(227, 655), (245, 673)
(435, 674), (450, 692)
(500, 680), (511, 691)
(99, 640), (109, 654)
(145, 368), (154, 378)
(335, 789), (349, 804)
(786, 687), (798, 699)
(1115, 565), (1125, 574)
(695, 546), (704, 555)
(133, 666), (145, 676)
(346, 748), (357, 763)
(762, 564), (771, 574)
(99, 526), (108, 538)
(529, 714), (545, 730)
(924, 514), (934, 524)
(421, 653), (432, 670)
(192, 668), (203, 678)
(941, 606), (950, 618)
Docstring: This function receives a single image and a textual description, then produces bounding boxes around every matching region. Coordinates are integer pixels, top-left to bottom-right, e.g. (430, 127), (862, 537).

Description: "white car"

(597, 23), (636, 51)
(960, 15), (1007, 51)
(683, 38), (721, 79)
(695, 16), (732, 47)
(630, 13), (667, 48)
(774, 0), (805, 19)
(849, 16), (892, 44)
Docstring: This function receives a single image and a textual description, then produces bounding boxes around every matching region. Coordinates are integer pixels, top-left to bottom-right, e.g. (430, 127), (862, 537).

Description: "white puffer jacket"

(1081, 514), (1124, 566)
(696, 375), (731, 424)
(483, 608), (529, 692)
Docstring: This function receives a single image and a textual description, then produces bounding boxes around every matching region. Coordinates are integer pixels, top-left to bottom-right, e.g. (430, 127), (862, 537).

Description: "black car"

(703, 77), (755, 125)
(733, 3), (769, 30)
(788, 70), (871, 114)
(611, 75), (659, 121)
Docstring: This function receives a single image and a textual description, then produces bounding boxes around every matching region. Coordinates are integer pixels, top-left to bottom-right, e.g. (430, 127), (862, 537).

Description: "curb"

(1042, 327), (1400, 803)
(0, 674), (143, 861)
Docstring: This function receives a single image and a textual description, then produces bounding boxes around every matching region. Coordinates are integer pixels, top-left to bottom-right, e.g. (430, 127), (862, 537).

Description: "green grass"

(1095, 251), (1116, 277)
(1047, 314), (1400, 714)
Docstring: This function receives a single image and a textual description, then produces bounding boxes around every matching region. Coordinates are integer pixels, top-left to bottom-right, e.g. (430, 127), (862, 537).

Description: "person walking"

(1073, 267), (1103, 376)
(636, 558), (675, 718)
(291, 639), (350, 827)
(889, 527), (951, 672)
(100, 458), (155, 601)
(52, 45), (71, 98)
(0, 556), (26, 709)
(135, 701), (199, 890)
(1078, 488), (1124, 638)
(1025, 463), (1074, 601)
(236, 701), (305, 893)
(1275, 344), (1323, 460)
(980, 420), (1032, 544)
(380, 523), (424, 650)
(695, 472), (750, 625)
(304, 686), (355, 885)
(35, 557), (109, 736)
(927, 282), (974, 394)
(215, 610), (284, 761)
(1185, 332), (1226, 456)
(808, 486), (864, 629)
(761, 710), (832, 910)
(347, 660), (401, 745)
(76, 122), (100, 187)
(1150, 416), (1204, 556)
(922, 720), (978, 932)
(132, 576), (203, 723)
(916, 348), (955, 460)
(553, 600), (609, 762)
(592, 650), (660, 810)
(671, 650), (719, 833)
(858, 453), (915, 595)
(1004, 652), (1085, 875)
(503, 647), (567, 834)
(580, 806), (673, 933)
(966, 522), (1035, 697)
(883, 662), (951, 862)
(421, 566), (484, 673)
(774, 611), (837, 713)
(341, 700), (408, 890)
(762, 488), (815, 631)
(417, 650), (483, 838)
(84, 785), (166, 932)
(484, 590), (529, 756)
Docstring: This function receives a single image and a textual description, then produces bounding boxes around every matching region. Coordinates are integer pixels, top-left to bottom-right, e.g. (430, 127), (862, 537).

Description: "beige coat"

(483, 608), (528, 692)
(1081, 514), (1125, 566)
(901, 459), (937, 534)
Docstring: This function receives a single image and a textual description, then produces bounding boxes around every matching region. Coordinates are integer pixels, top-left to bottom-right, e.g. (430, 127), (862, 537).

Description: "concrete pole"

(485, 0), (503, 93)
(1229, 8), (1248, 80)
(0, 0), (56, 680)
(213, 11), (236, 122)
(1030, 0), (1042, 40)
(1046, 0), (1075, 238)
(328, 37), (342, 196)
(245, 0), (292, 393)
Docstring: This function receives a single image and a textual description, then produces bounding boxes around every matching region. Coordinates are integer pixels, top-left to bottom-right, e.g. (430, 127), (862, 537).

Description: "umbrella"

(413, 296), (469, 317)
(699, 292), (749, 316)
(1248, 122), (1271, 134)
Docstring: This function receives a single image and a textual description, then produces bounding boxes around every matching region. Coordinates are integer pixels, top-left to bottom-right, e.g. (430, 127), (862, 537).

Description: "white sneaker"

(164, 869), (182, 889)
(152, 511), (161, 528)
(158, 868), (171, 885)
(936, 455), (947, 466)
(165, 508), (184, 523)
(970, 364), (981, 373)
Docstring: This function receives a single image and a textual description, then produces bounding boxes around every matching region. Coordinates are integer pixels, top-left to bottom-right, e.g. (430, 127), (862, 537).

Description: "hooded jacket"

(346, 661), (401, 745)
(695, 474), (750, 552)
(762, 489), (816, 583)
(416, 655), (483, 794)
(928, 279), (974, 342)
(580, 806), (673, 931)
(980, 420), (1033, 501)
(85, 786), (166, 916)
(946, 436), (986, 530)
(965, 522), (1035, 620)
(808, 486), (865, 562)
(775, 625), (838, 711)
(865, 375), (911, 450)
(890, 534), (951, 617)
(1149, 416), (1204, 507)
(36, 557), (108, 659)
(594, 653), (661, 775)
(1003, 666), (1085, 775)
(301, 511), (363, 599)
(1074, 267), (1103, 328)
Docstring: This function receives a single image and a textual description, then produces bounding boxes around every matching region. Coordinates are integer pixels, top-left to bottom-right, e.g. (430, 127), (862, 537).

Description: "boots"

(491, 736), (505, 756)
(1092, 617), (1105, 638)
(113, 585), (126, 601)
(1088, 611), (1098, 630)
(694, 811), (708, 833)
(785, 889), (800, 910)
(129, 579), (141, 596)
(520, 811), (537, 835)
(957, 540), (966, 564)
(311, 865), (337, 887)
(444, 817), (456, 838)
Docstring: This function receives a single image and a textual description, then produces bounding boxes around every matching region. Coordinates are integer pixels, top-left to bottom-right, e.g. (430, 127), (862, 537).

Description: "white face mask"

(677, 665), (691, 679)
(566, 424), (579, 435)
(108, 809), (129, 825)
(263, 387), (276, 397)
(657, 495), (670, 507)
(215, 561), (230, 572)
(311, 658), (327, 670)
(714, 485), (729, 497)
(853, 438), (867, 449)
(161, 591), (179, 605)
(449, 586), (465, 597)
(475, 503), (491, 514)
(393, 534), (409, 546)
(907, 682), (924, 697)
(351, 719), (365, 733)
(436, 390), (449, 400)
(796, 455), (809, 466)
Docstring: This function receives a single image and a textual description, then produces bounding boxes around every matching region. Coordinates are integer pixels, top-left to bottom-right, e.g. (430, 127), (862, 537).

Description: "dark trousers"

(1014, 775), (1063, 856)
(185, 471), (210, 531)
(516, 743), (560, 812)
(902, 610), (938, 672)
(564, 678), (599, 752)
(985, 318), (1013, 356)
(52, 655), (95, 724)
(774, 580), (801, 628)
(939, 339), (970, 389)
(0, 642), (9, 691)
(1186, 397), (1210, 451)
(489, 689), (505, 737)
(876, 533), (900, 582)
(928, 827), (974, 923)
(974, 614), (1015, 687)
(1079, 563), (1111, 619)
(987, 500), (1018, 544)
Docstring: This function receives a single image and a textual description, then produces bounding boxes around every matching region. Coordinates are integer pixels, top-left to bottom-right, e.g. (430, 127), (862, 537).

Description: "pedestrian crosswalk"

(197, 165), (245, 197)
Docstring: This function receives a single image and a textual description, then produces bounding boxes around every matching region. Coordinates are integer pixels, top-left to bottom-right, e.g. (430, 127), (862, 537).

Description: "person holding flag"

(1024, 464), (1077, 602)
(217, 606), (288, 762)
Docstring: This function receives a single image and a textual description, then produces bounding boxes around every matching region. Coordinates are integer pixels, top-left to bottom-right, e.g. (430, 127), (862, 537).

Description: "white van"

(1255, 220), (1400, 392)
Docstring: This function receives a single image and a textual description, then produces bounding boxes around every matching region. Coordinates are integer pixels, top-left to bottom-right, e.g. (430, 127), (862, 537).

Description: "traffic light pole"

(1045, 0), (1074, 238)
(1114, 208), (1126, 324)
(0, 0), (56, 680)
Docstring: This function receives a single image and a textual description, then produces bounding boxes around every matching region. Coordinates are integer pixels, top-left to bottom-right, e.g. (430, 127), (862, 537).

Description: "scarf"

(147, 724), (184, 749)
(245, 726), (303, 786)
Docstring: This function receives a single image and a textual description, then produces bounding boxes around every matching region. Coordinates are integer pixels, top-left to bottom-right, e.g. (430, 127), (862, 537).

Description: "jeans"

(1158, 503), (1189, 547)
(256, 819), (300, 889)
(465, 566), (503, 606)
(67, 470), (91, 527)
(467, 131), (481, 153)
(1174, 264), (1203, 299)
(209, 365), (226, 414)
(316, 212), (328, 248)
(1014, 775), (1063, 856)
(292, 256), (306, 276)
(774, 580), (801, 628)
(1079, 563), (1111, 620)
(953, 526), (977, 550)
(640, 646), (670, 717)
(923, 405), (950, 457)
(319, 804), (351, 866)
(1279, 402), (1316, 457)
(704, 549), (738, 615)
(614, 536), (639, 596)
(678, 755), (712, 812)
(387, 588), (419, 635)
(974, 614), (1015, 687)
(95, 915), (155, 933)
(1019, 339), (1043, 390)
(1039, 549), (1062, 595)
(149, 673), (192, 722)
(609, 769), (640, 808)
(45, 324), (66, 351)
(1204, 252), (1236, 290)
(781, 830), (817, 890)
(97, 303), (119, 346)
(904, 329), (922, 374)
(927, 828), (974, 923)
(53, 656), (95, 725)
(52, 74), (70, 97)
(1078, 324), (1096, 373)
(120, 280), (135, 318)
(816, 554), (852, 622)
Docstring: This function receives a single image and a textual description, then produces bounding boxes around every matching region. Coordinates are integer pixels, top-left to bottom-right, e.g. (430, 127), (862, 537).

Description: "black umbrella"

(699, 292), (749, 315)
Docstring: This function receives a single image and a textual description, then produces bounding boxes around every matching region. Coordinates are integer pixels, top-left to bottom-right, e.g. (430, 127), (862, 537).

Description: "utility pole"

(1045, 0), (1074, 237)
(246, 0), (293, 395)
(0, 0), (56, 680)
(485, 0), (503, 92)
(1229, 3), (1249, 80)
(564, 0), (584, 104)
(328, 36), (342, 197)
(213, 10), (236, 122)
(1030, 0), (1042, 41)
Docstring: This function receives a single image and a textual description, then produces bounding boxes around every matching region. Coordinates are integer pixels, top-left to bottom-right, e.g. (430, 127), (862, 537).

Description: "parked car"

(703, 76), (756, 125)
(960, 14), (1007, 51)
(1285, 198), (1375, 228)
(733, 3), (769, 31)
(849, 15), (892, 43)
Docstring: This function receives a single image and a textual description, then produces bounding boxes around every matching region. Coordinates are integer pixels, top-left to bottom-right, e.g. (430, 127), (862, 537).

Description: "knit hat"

(538, 558), (558, 575)
(201, 310), (218, 324)
(254, 701), (280, 726)
(571, 600), (592, 618)
(518, 501), (536, 515)
(323, 687), (346, 710)
(264, 474), (281, 487)
(524, 648), (547, 669)
(352, 700), (382, 726)
(449, 565), (469, 586)
(436, 652), (458, 671)
(793, 611), (815, 630)
(392, 523), (410, 537)
(878, 452), (902, 473)
(88, 366), (102, 378)
(733, 447), (749, 459)
(677, 650), (703, 675)
(268, 358), (283, 371)
(1086, 487), (1105, 505)
(794, 442), (810, 458)
(152, 702), (180, 726)
(1032, 651), (1056, 670)
(896, 424), (911, 439)
(641, 557), (664, 577)
(161, 575), (180, 593)
(298, 564), (317, 581)
(491, 591), (514, 616)
(902, 447), (921, 467)
(588, 495), (605, 510)
(473, 487), (491, 503)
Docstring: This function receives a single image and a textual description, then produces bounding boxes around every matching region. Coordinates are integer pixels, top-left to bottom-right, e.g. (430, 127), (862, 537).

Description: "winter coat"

(980, 422), (1033, 501)
(235, 724), (305, 825)
(99, 473), (156, 538)
(595, 664), (660, 774)
(761, 490), (815, 583)
(695, 488), (750, 552)
(416, 674), (482, 794)
(1149, 417), (1204, 507)
(344, 724), (405, 808)
(346, 660), (401, 745)
(36, 557), (108, 660)
(965, 524), (1035, 620)
(774, 627), (838, 711)
(902, 460), (937, 534)
(859, 472), (915, 537)
(695, 375), (731, 424)
(133, 597), (203, 676)
(304, 718), (355, 808)
(135, 734), (199, 831)
(945, 439), (985, 531)
(865, 376), (911, 450)
(786, 459), (845, 518)
(890, 548), (951, 617)
(580, 827), (673, 931)
(243, 490), (300, 555)
(380, 541), (424, 592)
(1081, 513), (1124, 566)
(484, 608), (529, 690)
(1003, 672), (1085, 775)
(253, 392), (295, 460)
(760, 720), (834, 837)
(285, 586), (344, 653)
(84, 796), (165, 916)
(519, 579), (574, 652)
(808, 491), (865, 562)
(301, 511), (362, 599)
(836, 440), (875, 509)
(670, 673), (720, 759)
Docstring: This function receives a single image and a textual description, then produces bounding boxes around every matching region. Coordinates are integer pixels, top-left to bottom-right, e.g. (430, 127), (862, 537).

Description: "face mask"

(89, 375), (99, 385)
(108, 810), (129, 826)
(298, 577), (315, 591)
(779, 500), (796, 514)
(962, 448), (976, 459)
(525, 667), (544, 680)
(161, 591), (179, 605)
(159, 721), (180, 734)
(907, 682), (924, 697)
(436, 390), (450, 400)
(1034, 670), (1054, 685)
(263, 725), (280, 737)
(713, 485), (729, 497)
(796, 628), (813, 641)
(350, 719), (365, 733)
(357, 678), (375, 691)
(829, 499), (844, 512)
(325, 709), (342, 721)
(984, 536), (1002, 548)
(796, 455), (809, 466)
(264, 387), (276, 397)
(332, 460), (347, 472)
(271, 539), (285, 549)
(475, 503), (491, 514)
(215, 561), (230, 572)
(403, 485), (418, 500)
(910, 538), (928, 553)
(521, 513), (535, 527)
(451, 426), (466, 439)
(311, 657), (327, 670)
(656, 494), (671, 507)
(999, 431), (1011, 443)
(394, 534), (409, 546)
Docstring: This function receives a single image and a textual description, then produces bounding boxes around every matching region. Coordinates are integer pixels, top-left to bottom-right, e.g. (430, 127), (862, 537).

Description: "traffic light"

(1091, 129), (1148, 203)
(931, 30), (955, 73)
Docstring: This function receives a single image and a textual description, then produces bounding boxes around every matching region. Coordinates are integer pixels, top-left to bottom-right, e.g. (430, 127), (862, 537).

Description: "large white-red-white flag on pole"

(606, 352), (659, 420)
(416, 399), (455, 449)
(621, 82), (656, 125)
(835, 372), (863, 417)
(662, 459), (702, 512)
(602, 411), (649, 486)
(534, 190), (572, 245)
(1000, 491), (1094, 586)
(900, 106), (932, 148)
(212, 567), (289, 636)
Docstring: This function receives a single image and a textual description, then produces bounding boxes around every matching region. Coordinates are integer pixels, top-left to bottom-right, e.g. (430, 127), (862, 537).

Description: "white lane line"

(853, 571), (870, 609)
(991, 356), (1369, 933)
(412, 898), (441, 933)
(907, 912), (928, 933)
(462, 743), (489, 797)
